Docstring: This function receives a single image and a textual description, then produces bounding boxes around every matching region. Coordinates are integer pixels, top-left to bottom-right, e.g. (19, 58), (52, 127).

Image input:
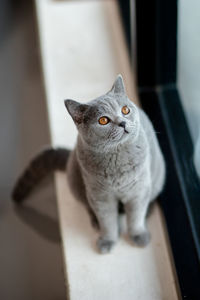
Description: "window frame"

(118, 0), (200, 298)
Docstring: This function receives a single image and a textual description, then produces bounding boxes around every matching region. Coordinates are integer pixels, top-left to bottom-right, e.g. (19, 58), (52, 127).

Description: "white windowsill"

(35, 0), (179, 299)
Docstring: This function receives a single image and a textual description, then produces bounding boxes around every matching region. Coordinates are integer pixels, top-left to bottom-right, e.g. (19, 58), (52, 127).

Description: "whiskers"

(109, 130), (123, 141)
(96, 130), (123, 151)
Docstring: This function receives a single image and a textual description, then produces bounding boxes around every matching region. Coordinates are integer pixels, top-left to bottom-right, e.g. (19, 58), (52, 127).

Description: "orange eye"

(122, 106), (130, 115)
(99, 116), (109, 125)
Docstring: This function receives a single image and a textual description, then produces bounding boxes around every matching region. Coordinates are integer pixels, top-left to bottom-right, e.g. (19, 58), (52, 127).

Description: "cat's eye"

(99, 116), (109, 125)
(122, 106), (130, 115)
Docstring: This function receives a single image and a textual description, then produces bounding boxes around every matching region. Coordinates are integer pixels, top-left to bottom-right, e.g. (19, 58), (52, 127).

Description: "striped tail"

(12, 147), (70, 203)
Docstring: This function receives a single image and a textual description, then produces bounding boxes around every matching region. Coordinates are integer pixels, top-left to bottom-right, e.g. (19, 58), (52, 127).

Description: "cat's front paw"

(131, 231), (151, 247)
(97, 238), (115, 254)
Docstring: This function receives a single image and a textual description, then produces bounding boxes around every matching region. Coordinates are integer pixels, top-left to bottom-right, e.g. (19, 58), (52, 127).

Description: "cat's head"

(64, 75), (140, 150)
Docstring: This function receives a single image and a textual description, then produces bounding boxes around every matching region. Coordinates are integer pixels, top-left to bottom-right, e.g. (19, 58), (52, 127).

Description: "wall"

(0, 1), (66, 299)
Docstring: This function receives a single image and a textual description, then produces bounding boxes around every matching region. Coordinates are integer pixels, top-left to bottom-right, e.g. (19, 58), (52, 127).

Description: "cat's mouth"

(122, 127), (130, 134)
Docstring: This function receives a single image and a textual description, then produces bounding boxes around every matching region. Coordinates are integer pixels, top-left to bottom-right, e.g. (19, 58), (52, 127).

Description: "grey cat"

(66, 74), (165, 253)
(12, 75), (165, 254)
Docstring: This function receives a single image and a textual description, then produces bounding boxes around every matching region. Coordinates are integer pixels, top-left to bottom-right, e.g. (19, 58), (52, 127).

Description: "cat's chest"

(103, 151), (134, 177)
(79, 144), (147, 190)
(102, 150), (142, 189)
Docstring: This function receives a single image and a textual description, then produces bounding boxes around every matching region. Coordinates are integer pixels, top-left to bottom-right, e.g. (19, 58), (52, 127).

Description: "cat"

(12, 74), (166, 254)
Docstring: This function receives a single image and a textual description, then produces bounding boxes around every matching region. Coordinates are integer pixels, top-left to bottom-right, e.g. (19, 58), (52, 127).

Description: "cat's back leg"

(151, 150), (166, 201)
(67, 150), (98, 228)
(67, 150), (85, 202)
(139, 108), (166, 201)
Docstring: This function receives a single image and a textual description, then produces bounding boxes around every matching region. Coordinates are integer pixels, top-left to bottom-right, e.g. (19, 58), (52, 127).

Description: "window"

(118, 0), (200, 298)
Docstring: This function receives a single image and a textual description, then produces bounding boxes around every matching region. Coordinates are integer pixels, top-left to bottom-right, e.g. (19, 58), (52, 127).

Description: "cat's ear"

(64, 99), (89, 124)
(110, 74), (126, 94)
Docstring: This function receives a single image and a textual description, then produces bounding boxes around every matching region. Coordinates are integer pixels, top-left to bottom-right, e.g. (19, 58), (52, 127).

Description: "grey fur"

(65, 74), (165, 253)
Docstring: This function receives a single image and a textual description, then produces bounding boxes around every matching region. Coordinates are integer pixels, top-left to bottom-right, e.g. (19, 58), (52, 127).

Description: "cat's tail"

(12, 147), (70, 203)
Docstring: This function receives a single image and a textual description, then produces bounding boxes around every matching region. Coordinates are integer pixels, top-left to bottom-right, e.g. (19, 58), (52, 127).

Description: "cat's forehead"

(82, 93), (135, 124)
(90, 94), (130, 113)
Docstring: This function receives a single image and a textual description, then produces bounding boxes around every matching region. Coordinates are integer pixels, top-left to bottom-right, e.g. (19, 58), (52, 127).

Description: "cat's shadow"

(13, 198), (157, 249)
(14, 204), (61, 243)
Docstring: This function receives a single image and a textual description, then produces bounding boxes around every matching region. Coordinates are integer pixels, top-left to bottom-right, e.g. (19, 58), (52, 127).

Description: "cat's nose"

(119, 121), (126, 128)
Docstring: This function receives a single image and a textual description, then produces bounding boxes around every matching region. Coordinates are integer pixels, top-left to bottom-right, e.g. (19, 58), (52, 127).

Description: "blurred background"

(0, 1), (66, 299)
(178, 0), (200, 177)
